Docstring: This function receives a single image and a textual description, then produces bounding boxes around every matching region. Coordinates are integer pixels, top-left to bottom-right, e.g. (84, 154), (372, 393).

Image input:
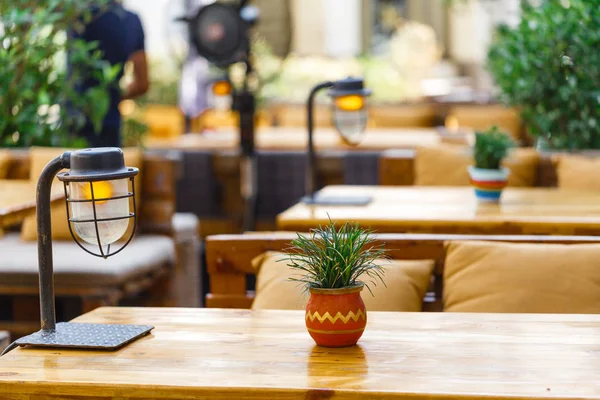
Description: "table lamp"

(2, 148), (153, 355)
(303, 77), (372, 205)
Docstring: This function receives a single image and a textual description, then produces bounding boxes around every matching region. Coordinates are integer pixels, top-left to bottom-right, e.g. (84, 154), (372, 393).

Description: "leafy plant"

(0, 0), (117, 147)
(284, 220), (386, 294)
(473, 126), (515, 170)
(121, 115), (149, 148)
(487, 0), (600, 150)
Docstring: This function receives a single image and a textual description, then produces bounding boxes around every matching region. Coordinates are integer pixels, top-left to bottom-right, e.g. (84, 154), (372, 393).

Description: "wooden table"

(147, 127), (467, 152)
(0, 180), (63, 235)
(1, 307), (600, 399)
(277, 186), (600, 235)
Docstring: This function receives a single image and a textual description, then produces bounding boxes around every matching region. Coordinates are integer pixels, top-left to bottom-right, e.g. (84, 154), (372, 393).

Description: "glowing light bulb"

(212, 80), (232, 96)
(335, 95), (364, 112)
(70, 179), (131, 246)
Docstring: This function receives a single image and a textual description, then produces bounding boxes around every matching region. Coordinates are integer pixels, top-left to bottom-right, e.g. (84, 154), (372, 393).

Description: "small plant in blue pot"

(468, 126), (515, 203)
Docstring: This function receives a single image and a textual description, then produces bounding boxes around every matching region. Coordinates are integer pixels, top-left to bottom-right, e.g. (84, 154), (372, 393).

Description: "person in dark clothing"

(74, 2), (149, 147)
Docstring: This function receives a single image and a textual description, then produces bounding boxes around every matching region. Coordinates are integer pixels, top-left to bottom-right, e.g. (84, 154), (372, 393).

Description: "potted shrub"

(468, 126), (515, 203)
(487, 0), (600, 150)
(285, 220), (386, 348)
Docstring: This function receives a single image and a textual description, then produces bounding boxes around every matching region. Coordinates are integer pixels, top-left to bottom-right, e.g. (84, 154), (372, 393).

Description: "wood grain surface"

(146, 127), (455, 151)
(277, 186), (600, 235)
(1, 307), (600, 399)
(0, 180), (63, 232)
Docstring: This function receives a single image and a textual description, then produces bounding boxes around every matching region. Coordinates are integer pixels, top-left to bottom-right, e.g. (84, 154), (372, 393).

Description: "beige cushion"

(414, 145), (538, 187)
(251, 251), (434, 312)
(444, 240), (600, 313)
(0, 233), (174, 286)
(555, 154), (600, 190)
(21, 147), (143, 241)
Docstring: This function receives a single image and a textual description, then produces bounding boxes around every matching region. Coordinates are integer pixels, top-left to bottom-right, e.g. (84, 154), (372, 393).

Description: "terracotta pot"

(305, 283), (367, 348)
(468, 166), (509, 203)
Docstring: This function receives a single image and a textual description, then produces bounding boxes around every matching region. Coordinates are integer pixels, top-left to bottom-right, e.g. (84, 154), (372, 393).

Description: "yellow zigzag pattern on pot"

(305, 309), (366, 324)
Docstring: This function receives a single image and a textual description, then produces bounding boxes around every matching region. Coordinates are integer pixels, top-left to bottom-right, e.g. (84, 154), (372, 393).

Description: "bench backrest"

(378, 149), (558, 187)
(204, 233), (600, 311)
(3, 150), (179, 235)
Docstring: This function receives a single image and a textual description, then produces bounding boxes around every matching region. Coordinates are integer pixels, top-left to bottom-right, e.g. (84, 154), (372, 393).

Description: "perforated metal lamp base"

(14, 322), (154, 350)
(301, 194), (372, 206)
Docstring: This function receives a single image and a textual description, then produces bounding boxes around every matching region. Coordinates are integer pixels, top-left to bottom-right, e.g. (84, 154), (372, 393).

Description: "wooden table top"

(0, 180), (63, 232)
(1, 307), (600, 400)
(277, 186), (600, 235)
(147, 127), (463, 152)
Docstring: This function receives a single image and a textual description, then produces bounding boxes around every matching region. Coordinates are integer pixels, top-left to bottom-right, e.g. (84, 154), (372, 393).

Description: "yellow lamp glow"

(212, 80), (232, 96)
(70, 179), (130, 246)
(81, 181), (113, 205)
(335, 95), (364, 112)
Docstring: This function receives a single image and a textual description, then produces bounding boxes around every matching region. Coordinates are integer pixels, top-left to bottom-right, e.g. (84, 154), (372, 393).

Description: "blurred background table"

(277, 186), (600, 235)
(0, 180), (63, 235)
(0, 307), (598, 400)
(147, 127), (469, 151)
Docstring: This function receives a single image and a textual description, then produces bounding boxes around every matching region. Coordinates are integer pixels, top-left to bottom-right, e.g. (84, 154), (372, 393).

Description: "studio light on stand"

(302, 77), (372, 206)
(1, 148), (152, 356)
(179, 0), (260, 231)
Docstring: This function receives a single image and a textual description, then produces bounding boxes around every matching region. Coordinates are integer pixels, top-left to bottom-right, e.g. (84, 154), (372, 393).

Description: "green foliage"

(0, 0), (116, 147)
(474, 126), (515, 170)
(284, 220), (387, 294)
(487, 0), (600, 149)
(121, 115), (149, 148)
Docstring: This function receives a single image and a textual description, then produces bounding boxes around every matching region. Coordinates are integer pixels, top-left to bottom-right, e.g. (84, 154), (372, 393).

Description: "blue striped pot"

(468, 166), (509, 203)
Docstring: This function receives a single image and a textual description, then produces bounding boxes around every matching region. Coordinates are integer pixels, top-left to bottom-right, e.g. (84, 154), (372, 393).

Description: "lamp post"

(2, 148), (152, 355)
(303, 77), (372, 205)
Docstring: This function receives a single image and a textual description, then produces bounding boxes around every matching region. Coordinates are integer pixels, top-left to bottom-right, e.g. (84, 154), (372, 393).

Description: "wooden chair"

(205, 232), (600, 311)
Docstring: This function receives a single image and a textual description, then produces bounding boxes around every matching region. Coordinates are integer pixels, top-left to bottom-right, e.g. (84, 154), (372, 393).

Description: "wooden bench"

(204, 232), (600, 311)
(0, 150), (201, 338)
(378, 148), (559, 187)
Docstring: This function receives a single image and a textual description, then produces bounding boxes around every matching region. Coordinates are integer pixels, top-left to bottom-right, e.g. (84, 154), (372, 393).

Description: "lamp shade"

(58, 148), (138, 182)
(328, 77), (371, 145)
(189, 3), (250, 67)
(57, 148), (138, 257)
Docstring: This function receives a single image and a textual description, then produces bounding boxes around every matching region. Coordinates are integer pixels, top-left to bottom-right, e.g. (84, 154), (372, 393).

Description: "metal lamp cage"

(58, 169), (138, 259)
(328, 77), (372, 145)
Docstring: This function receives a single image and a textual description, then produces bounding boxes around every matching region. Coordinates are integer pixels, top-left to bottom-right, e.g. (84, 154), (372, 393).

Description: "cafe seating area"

(3, 1), (600, 398)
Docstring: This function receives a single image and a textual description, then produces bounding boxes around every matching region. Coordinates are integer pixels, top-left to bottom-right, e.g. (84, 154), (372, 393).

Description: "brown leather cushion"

(0, 150), (11, 179)
(0, 233), (174, 286)
(444, 240), (600, 313)
(555, 154), (600, 190)
(415, 145), (538, 187)
(251, 251), (434, 311)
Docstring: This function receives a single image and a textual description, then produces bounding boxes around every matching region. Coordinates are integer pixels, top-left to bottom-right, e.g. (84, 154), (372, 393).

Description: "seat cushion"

(172, 213), (199, 243)
(444, 240), (600, 313)
(251, 251), (434, 312)
(21, 147), (143, 241)
(0, 233), (175, 287)
(415, 145), (538, 187)
(555, 154), (600, 190)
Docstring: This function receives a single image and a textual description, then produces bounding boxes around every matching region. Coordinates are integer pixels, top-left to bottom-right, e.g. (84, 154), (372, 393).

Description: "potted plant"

(285, 220), (386, 348)
(469, 126), (515, 203)
(487, 0), (600, 150)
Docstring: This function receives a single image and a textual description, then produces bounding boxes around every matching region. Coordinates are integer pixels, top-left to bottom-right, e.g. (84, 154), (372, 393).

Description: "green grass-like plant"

(474, 126), (515, 170)
(285, 220), (386, 295)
